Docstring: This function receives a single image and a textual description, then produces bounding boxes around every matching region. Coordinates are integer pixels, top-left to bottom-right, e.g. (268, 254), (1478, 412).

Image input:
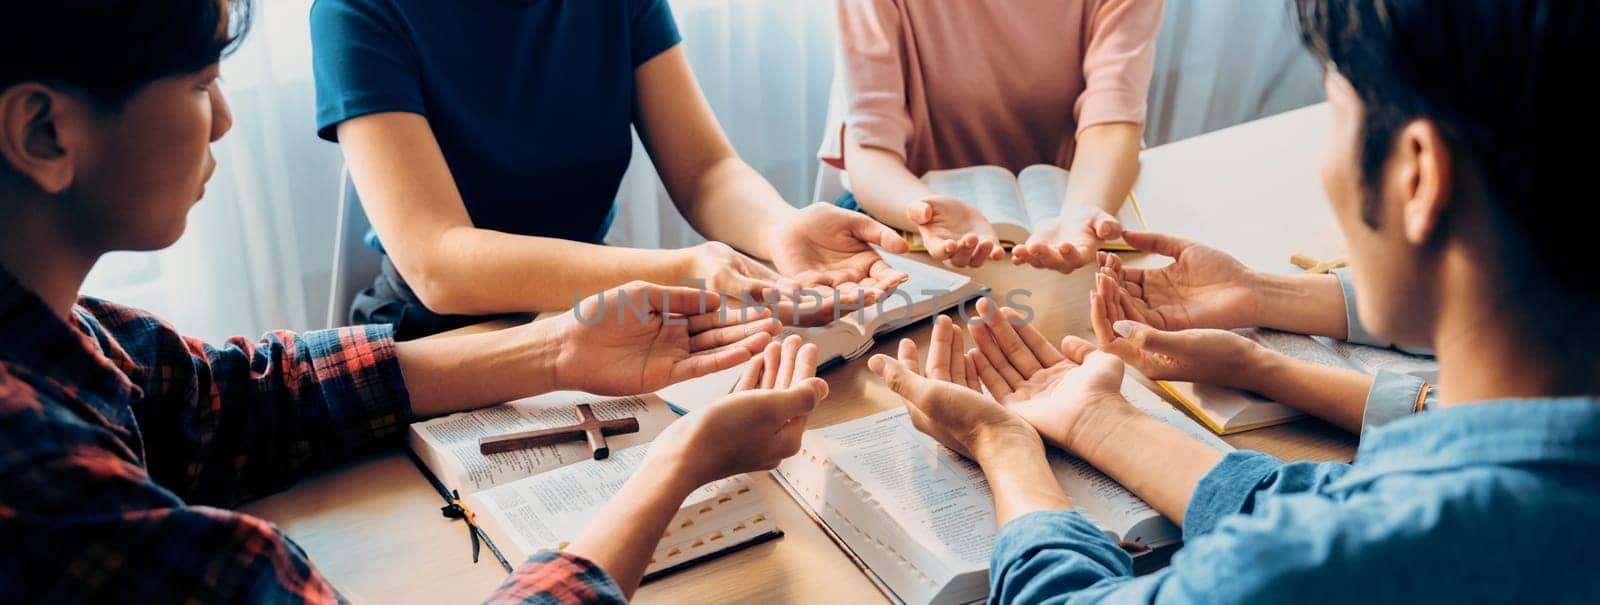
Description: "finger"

(948, 318), (968, 387)
(1121, 230), (1194, 259)
(907, 200), (937, 226)
(1090, 290), (1118, 348)
(672, 331), (772, 383)
(868, 262), (909, 293)
(926, 315), (954, 381)
(1023, 244), (1067, 270)
(968, 240), (994, 268)
(968, 349), (1013, 400)
(1058, 335), (1099, 365)
(760, 339), (782, 388)
(632, 282), (726, 316)
(978, 298), (1044, 377)
(794, 342), (820, 382)
(686, 306), (774, 333)
(869, 354), (932, 403)
(775, 334), (802, 389)
(734, 355), (764, 391)
(1093, 214), (1124, 241)
(848, 210), (911, 253)
(1054, 243), (1091, 273)
(1095, 274), (1131, 324)
(963, 353), (981, 391)
(778, 378), (826, 417)
(689, 317), (778, 351)
(998, 306), (1065, 367)
(1113, 320), (1177, 354)
(949, 234), (979, 267)
(968, 320), (1026, 389)
(988, 239), (1007, 260)
(897, 338), (923, 376)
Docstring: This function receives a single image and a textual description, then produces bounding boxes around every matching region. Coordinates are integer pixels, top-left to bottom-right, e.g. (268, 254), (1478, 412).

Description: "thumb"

(1094, 213), (1124, 241)
(869, 354), (931, 401)
(849, 211), (910, 253)
(770, 378), (826, 420)
(906, 199), (937, 225)
(1080, 349), (1126, 375)
(1111, 320), (1179, 354)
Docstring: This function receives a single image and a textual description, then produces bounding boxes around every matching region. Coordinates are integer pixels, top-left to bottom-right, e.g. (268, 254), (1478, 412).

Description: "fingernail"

(1113, 320), (1135, 338)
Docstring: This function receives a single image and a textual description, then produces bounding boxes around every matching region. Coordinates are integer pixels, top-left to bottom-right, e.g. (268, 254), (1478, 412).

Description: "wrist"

(970, 423), (1045, 465)
(525, 321), (573, 393)
(1250, 271), (1344, 335)
(1061, 395), (1139, 461)
(639, 436), (712, 499)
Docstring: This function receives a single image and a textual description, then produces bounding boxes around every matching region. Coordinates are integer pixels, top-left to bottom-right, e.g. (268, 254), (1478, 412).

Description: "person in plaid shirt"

(0, 1), (827, 603)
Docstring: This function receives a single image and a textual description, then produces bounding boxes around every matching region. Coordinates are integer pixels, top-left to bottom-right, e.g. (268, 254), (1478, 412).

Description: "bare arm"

(845, 144), (938, 232)
(1064, 399), (1226, 525)
(1060, 122), (1142, 216)
(633, 46), (798, 260)
(337, 113), (690, 316)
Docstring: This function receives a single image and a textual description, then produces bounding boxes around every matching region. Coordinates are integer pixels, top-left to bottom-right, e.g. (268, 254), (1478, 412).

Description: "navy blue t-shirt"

(311, 0), (681, 246)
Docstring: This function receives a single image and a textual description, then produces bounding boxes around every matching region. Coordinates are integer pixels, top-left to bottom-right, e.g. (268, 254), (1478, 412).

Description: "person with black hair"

(0, 2), (827, 602)
(868, 0), (1600, 601)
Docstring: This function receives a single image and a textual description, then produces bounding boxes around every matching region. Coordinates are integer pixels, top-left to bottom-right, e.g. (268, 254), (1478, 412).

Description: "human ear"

(1393, 119), (1454, 246)
(0, 84), (76, 194)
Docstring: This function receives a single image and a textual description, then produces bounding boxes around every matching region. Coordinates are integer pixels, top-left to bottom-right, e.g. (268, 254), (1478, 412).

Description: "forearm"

(394, 322), (560, 418)
(415, 227), (688, 315)
(565, 455), (699, 599)
(1067, 400), (1224, 525)
(975, 435), (1077, 526)
(1247, 272), (1350, 338)
(1240, 352), (1370, 432)
(1061, 123), (1142, 214)
(845, 145), (938, 232)
(672, 157), (799, 260)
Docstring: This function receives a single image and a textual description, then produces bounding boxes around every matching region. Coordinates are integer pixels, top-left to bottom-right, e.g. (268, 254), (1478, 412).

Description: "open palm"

(552, 282), (779, 395)
(769, 203), (912, 311)
(1097, 231), (1260, 331)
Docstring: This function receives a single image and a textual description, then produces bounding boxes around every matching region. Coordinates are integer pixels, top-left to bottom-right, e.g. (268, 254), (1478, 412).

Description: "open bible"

(910, 164), (1149, 252)
(1157, 329), (1439, 434)
(776, 378), (1229, 604)
(407, 392), (779, 577)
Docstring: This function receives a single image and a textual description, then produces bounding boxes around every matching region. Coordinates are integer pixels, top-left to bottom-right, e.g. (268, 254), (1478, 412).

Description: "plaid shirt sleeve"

(487, 552), (627, 605)
(1, 363), (346, 602)
(84, 299), (412, 507)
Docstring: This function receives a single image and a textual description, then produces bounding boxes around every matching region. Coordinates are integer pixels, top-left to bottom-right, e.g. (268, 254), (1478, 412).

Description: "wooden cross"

(478, 403), (641, 459)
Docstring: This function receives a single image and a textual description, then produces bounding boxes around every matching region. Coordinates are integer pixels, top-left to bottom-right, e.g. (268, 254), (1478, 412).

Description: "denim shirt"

(989, 397), (1600, 603)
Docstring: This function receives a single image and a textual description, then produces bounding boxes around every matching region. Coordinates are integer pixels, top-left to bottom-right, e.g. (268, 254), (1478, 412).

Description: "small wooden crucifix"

(478, 403), (641, 459)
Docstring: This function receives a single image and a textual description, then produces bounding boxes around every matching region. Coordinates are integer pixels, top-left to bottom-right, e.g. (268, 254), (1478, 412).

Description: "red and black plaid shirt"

(0, 270), (623, 604)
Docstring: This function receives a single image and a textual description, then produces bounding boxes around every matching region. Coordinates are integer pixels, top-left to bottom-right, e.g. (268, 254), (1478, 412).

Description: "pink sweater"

(824, 0), (1162, 174)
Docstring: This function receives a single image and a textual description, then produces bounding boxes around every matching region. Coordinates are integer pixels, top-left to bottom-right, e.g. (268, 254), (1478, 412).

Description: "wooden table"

(241, 103), (1352, 604)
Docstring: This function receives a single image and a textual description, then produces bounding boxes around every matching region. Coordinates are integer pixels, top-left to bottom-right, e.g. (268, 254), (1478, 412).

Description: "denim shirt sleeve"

(989, 454), (1362, 604)
(1360, 370), (1434, 438)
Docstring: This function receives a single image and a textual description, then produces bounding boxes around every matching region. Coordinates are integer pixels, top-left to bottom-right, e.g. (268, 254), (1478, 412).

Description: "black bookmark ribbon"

(440, 489), (482, 563)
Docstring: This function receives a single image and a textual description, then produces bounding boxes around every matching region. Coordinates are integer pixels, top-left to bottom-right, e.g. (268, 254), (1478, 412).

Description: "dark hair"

(0, 0), (253, 111)
(1294, 0), (1598, 306)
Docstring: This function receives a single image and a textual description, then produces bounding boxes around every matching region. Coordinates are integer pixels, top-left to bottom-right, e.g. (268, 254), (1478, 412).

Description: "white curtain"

(606, 0), (837, 250)
(1146, 0), (1325, 145)
(82, 0), (340, 343)
(80, 0), (1322, 343)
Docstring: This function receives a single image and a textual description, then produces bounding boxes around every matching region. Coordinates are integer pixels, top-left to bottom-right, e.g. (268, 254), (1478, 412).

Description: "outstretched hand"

(768, 203), (911, 319)
(551, 281), (780, 395)
(1094, 231), (1262, 330)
